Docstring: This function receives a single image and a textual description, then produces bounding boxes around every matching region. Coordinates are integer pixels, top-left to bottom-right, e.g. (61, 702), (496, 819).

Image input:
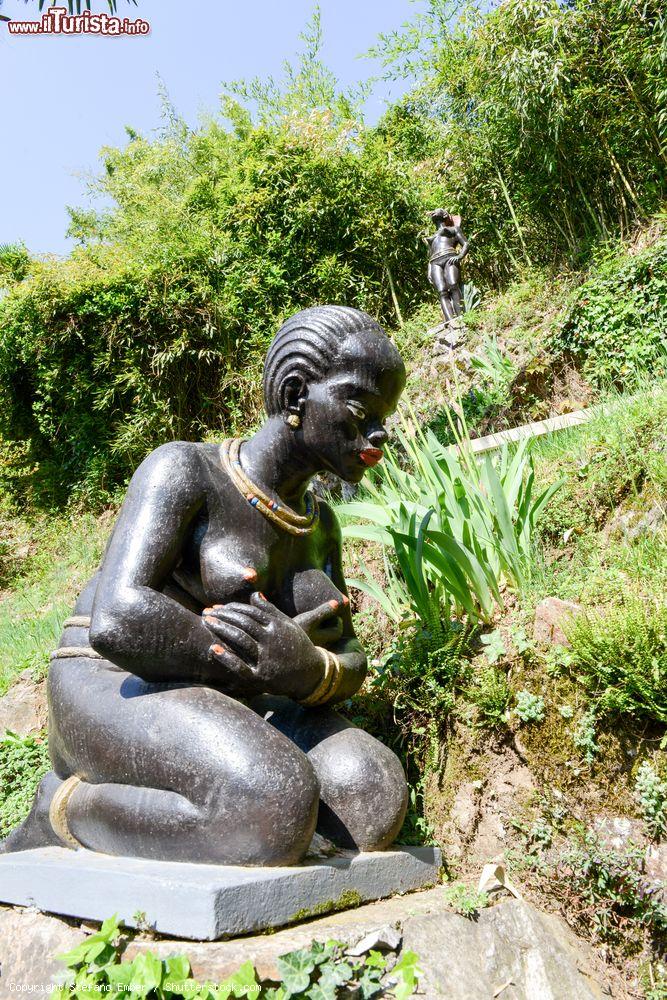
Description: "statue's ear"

(279, 374), (308, 422)
(452, 214), (462, 227)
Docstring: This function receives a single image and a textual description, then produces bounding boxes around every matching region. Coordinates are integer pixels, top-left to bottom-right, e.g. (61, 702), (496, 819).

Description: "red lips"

(359, 448), (384, 467)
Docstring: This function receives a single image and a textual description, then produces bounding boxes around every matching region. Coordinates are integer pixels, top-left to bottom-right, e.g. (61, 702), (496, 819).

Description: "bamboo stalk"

(494, 168), (532, 267)
(385, 264), (404, 328)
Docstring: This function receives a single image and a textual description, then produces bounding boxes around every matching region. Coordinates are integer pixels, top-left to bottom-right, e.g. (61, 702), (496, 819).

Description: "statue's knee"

(311, 731), (408, 851)
(207, 747), (320, 865)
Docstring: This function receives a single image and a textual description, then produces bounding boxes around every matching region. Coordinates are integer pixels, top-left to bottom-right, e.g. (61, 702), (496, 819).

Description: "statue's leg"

(445, 262), (462, 317)
(430, 264), (455, 323)
(4, 657), (319, 865)
(252, 697), (408, 851)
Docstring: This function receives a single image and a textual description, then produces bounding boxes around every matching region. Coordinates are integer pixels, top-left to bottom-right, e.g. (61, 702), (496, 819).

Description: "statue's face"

(299, 330), (406, 483)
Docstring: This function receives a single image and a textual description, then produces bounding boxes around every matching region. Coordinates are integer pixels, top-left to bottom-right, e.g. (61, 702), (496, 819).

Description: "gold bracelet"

(300, 648), (343, 707)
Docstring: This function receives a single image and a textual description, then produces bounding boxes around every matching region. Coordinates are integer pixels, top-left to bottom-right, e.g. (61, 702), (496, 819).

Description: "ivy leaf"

(128, 952), (164, 998)
(276, 949), (317, 994)
(388, 950), (422, 1000)
(318, 958), (354, 988)
(364, 950), (388, 969)
(308, 940), (340, 966)
(164, 954), (192, 980)
(218, 960), (260, 998)
(305, 981), (338, 1000)
(356, 968), (384, 999)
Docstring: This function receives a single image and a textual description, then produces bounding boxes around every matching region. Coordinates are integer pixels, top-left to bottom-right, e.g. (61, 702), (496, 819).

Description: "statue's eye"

(347, 401), (366, 421)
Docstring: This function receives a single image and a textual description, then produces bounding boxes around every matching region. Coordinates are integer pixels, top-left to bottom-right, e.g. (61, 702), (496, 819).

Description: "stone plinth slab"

(0, 846), (440, 941)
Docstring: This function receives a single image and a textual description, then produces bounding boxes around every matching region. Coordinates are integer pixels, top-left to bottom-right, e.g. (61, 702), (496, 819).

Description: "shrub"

(565, 599), (667, 724)
(554, 232), (667, 387)
(466, 667), (511, 728)
(549, 833), (667, 956)
(0, 731), (50, 838)
(0, 23), (430, 508)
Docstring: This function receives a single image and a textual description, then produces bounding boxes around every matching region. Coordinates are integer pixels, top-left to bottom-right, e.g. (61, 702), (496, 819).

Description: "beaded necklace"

(220, 438), (319, 537)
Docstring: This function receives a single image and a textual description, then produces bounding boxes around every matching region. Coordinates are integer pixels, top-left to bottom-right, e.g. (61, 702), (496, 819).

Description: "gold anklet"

(49, 775), (83, 850)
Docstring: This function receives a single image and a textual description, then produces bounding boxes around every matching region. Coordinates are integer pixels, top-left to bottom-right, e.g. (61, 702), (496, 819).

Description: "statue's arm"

(321, 505), (368, 704)
(455, 226), (470, 261)
(89, 443), (233, 688)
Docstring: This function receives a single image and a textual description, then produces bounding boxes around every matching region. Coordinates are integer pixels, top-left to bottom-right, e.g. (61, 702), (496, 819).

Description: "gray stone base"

(0, 846), (441, 941)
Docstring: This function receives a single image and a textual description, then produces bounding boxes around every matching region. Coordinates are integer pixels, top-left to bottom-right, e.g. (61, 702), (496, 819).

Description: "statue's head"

(263, 305), (406, 483)
(429, 209), (461, 227)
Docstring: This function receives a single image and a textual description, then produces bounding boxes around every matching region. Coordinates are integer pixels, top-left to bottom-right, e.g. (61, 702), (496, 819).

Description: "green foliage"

(565, 599), (667, 724)
(547, 833), (667, 956)
(514, 690), (545, 724)
(0, 243), (30, 286)
(554, 232), (667, 387)
(370, 616), (473, 772)
(0, 24), (429, 508)
(0, 731), (50, 838)
(572, 710), (599, 766)
(443, 882), (489, 918)
(340, 416), (562, 626)
(0, 508), (108, 693)
(55, 915), (422, 999)
(635, 761), (667, 840)
(374, 0), (667, 281)
(466, 666), (511, 728)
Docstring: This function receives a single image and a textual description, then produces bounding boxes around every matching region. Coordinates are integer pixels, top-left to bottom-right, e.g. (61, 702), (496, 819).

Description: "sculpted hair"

(263, 305), (389, 415)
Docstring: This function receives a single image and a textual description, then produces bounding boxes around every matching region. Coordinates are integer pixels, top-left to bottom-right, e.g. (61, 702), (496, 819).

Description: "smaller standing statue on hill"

(423, 209), (470, 325)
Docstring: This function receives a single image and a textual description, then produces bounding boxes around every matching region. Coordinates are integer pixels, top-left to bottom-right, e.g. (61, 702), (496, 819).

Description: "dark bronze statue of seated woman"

(3, 305), (409, 866)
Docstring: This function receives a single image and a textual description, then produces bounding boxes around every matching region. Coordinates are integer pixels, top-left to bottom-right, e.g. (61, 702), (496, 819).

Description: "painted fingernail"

(211, 644), (226, 655)
(243, 567), (258, 582)
(203, 608), (214, 615)
(342, 595), (350, 606)
(212, 604), (226, 610)
(329, 599), (340, 610)
(258, 592), (267, 601)
(204, 616), (217, 626)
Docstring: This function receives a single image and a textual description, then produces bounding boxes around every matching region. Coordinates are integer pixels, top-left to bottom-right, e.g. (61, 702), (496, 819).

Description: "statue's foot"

(0, 771), (64, 853)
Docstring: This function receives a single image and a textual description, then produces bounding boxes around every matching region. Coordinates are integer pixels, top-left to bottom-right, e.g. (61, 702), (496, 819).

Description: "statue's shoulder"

(132, 440), (205, 486)
(316, 497), (342, 542)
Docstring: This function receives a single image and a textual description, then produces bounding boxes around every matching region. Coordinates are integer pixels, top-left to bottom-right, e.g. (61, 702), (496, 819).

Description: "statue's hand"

(203, 593), (341, 700)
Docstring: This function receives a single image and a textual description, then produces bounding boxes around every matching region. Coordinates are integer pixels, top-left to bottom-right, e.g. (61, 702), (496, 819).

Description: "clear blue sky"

(0, 0), (423, 256)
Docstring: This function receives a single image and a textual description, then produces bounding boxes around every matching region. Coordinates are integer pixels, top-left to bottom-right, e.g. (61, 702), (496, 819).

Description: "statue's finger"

(210, 602), (271, 626)
(206, 608), (265, 640)
(209, 642), (256, 682)
(294, 597), (348, 631)
(204, 618), (258, 662)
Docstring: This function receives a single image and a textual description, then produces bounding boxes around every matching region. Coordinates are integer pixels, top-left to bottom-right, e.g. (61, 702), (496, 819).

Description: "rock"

(646, 843), (667, 888)
(534, 597), (581, 647)
(0, 670), (47, 737)
(0, 906), (85, 998)
(450, 781), (482, 838)
(402, 897), (607, 999)
(592, 816), (646, 852)
(607, 506), (665, 542)
(346, 924), (402, 956)
(0, 891), (617, 999)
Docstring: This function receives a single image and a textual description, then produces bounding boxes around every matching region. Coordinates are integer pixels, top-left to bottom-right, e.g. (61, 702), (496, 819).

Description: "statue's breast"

(170, 502), (338, 615)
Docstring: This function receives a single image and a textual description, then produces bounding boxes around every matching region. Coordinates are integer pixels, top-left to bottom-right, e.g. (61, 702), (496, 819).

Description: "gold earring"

(287, 414), (301, 429)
